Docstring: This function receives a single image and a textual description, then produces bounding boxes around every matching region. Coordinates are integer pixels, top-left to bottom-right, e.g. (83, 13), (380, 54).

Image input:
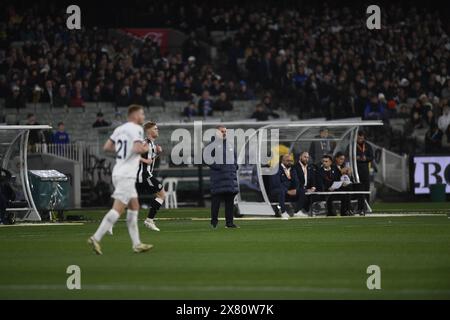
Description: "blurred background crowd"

(1, 0), (449, 153)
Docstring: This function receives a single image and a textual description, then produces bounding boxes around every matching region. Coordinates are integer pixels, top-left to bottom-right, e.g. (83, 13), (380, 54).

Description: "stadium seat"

(162, 178), (178, 209)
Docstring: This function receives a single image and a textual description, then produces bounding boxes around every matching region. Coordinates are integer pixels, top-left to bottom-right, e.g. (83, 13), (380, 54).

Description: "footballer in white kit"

(87, 105), (153, 255)
(110, 121), (144, 205)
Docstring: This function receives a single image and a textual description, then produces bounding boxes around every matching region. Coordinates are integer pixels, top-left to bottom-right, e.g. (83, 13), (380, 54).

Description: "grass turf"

(0, 206), (450, 300)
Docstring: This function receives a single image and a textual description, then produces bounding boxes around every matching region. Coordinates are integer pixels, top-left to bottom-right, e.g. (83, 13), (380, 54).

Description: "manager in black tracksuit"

(207, 126), (239, 229)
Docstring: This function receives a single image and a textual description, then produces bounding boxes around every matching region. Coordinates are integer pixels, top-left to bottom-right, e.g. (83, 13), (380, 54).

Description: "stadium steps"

(12, 101), (281, 142)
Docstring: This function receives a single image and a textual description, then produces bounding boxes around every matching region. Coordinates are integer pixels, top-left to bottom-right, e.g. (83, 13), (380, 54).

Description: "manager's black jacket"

(317, 166), (341, 191)
(293, 162), (316, 190)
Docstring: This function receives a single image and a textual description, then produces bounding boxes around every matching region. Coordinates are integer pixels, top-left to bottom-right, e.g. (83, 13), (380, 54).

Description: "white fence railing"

(368, 141), (409, 192)
(34, 140), (409, 192)
(35, 142), (103, 180)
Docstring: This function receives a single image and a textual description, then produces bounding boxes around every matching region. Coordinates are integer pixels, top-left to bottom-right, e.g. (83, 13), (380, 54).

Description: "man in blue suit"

(269, 154), (302, 220)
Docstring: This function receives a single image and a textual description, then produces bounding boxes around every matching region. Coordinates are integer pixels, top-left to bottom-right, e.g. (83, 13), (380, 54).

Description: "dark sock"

(147, 198), (162, 219)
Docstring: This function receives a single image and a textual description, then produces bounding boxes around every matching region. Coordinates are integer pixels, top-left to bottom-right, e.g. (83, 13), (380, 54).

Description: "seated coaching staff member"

(293, 151), (317, 215)
(317, 154), (351, 216)
(207, 125), (239, 229)
(269, 154), (304, 220)
(334, 152), (365, 215)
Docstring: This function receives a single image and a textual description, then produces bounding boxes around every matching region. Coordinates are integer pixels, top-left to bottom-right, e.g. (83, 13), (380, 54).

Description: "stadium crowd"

(1, 2), (449, 153)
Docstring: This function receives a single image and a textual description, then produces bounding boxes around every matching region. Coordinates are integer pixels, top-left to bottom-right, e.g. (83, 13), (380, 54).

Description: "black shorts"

(136, 176), (163, 195)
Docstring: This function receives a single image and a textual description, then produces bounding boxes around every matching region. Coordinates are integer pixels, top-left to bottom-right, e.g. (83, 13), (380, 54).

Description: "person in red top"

(70, 80), (85, 108)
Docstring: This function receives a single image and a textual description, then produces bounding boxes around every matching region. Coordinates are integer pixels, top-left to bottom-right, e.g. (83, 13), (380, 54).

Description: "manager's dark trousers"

(357, 163), (370, 202)
(211, 192), (235, 225)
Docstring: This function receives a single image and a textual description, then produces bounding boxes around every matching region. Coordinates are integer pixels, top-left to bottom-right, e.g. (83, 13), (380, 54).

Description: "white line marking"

(0, 284), (449, 296)
(0, 223), (84, 228)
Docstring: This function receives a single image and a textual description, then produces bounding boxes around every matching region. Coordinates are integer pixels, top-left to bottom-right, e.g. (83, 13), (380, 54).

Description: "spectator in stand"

(90, 85), (102, 103)
(183, 102), (198, 119)
(198, 90), (213, 117)
(424, 124), (443, 153)
(130, 87), (148, 107)
(250, 103), (269, 121)
(249, 103), (280, 121)
(53, 122), (70, 145)
(5, 86), (26, 109)
(116, 87), (131, 108)
(236, 81), (254, 100)
(92, 112), (110, 128)
(354, 88), (370, 118)
(213, 92), (233, 112)
(424, 109), (437, 129)
(364, 94), (386, 120)
(40, 80), (55, 106)
(101, 82), (116, 102)
(70, 81), (85, 108)
(225, 81), (238, 101)
(53, 85), (70, 109)
(148, 90), (166, 108)
(396, 104), (410, 119)
(409, 111), (425, 132)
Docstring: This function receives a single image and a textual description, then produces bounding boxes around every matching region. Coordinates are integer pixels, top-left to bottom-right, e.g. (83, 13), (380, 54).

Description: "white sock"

(155, 197), (164, 205)
(126, 210), (141, 247)
(93, 209), (120, 242)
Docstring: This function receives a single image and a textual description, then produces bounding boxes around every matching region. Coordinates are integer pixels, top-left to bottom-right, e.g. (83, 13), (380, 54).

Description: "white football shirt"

(109, 122), (144, 178)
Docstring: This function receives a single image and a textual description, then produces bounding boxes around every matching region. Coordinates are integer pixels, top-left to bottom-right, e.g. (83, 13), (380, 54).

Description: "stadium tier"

(0, 0), (450, 303)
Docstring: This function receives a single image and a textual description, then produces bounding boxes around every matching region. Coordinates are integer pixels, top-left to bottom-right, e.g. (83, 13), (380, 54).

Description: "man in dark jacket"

(333, 152), (363, 215)
(207, 125), (239, 228)
(292, 151), (317, 215)
(308, 127), (336, 164)
(317, 154), (351, 216)
(269, 154), (301, 219)
(356, 131), (373, 204)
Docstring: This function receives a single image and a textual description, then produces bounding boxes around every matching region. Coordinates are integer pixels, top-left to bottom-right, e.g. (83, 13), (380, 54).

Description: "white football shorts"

(111, 175), (138, 205)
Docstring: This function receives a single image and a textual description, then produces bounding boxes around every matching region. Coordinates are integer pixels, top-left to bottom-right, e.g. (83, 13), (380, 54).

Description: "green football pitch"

(0, 202), (449, 300)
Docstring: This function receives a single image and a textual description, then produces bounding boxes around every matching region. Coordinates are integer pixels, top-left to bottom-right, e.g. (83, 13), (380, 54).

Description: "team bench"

(269, 191), (371, 216)
(304, 191), (371, 215)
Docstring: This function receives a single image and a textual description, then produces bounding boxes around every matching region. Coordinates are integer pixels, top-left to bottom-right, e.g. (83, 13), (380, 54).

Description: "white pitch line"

(2, 213), (446, 226)
(185, 213), (446, 221)
(0, 222), (84, 228)
(1, 284), (449, 296)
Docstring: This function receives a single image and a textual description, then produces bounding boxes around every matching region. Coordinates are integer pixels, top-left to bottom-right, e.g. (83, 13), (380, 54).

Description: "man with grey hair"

(207, 125), (239, 228)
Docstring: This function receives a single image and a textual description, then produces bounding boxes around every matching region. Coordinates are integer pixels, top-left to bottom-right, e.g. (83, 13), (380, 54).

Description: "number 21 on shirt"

(116, 139), (127, 159)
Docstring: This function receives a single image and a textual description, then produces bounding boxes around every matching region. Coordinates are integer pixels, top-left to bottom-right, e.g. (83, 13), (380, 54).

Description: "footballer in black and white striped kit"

(136, 121), (165, 231)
